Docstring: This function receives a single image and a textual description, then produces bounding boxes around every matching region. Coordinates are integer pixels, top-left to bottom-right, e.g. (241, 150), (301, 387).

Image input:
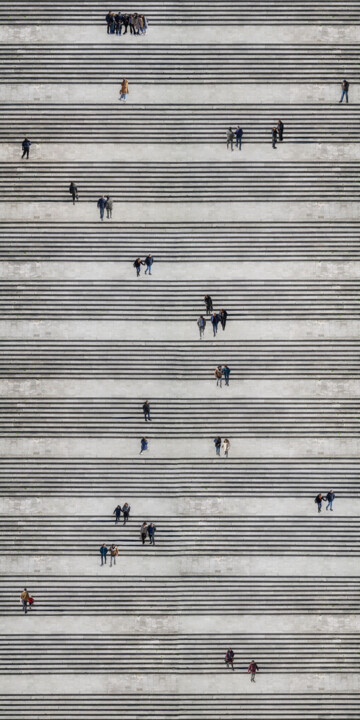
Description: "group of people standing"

(106, 11), (148, 35)
(227, 121), (284, 150)
(214, 365), (231, 387)
(198, 296), (228, 339)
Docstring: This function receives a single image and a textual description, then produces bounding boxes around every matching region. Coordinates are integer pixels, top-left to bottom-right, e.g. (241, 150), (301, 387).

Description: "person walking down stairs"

(225, 648), (235, 670)
(248, 660), (259, 681)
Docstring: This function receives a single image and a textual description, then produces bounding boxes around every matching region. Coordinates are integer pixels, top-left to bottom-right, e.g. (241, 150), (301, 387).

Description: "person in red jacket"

(248, 660), (259, 681)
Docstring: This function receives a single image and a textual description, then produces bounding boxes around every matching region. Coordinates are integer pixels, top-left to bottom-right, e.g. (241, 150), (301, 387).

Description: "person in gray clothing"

(197, 315), (206, 339)
(106, 196), (113, 219)
(227, 127), (234, 151)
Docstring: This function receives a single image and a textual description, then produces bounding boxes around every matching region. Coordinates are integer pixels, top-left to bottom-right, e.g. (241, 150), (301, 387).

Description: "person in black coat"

(113, 505), (121, 523)
(204, 295), (213, 314)
(143, 400), (151, 422)
(315, 493), (324, 513)
(277, 120), (284, 142)
(219, 308), (228, 331)
(69, 182), (78, 204)
(21, 137), (31, 159)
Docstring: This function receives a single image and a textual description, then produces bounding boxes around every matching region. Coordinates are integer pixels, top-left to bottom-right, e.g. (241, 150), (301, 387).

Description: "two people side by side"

(214, 364), (231, 387)
(97, 195), (113, 220)
(140, 521), (157, 545)
(113, 502), (131, 524)
(133, 254), (154, 276)
(315, 490), (336, 513)
(214, 436), (230, 457)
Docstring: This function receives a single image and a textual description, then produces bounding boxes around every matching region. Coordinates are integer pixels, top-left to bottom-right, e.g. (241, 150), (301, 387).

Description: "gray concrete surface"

(0, 14), (359, 716)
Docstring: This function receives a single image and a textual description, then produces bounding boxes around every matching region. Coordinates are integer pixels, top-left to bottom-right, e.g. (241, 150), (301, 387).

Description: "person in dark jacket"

(122, 14), (130, 33)
(97, 195), (107, 221)
(211, 312), (220, 337)
(197, 315), (206, 339)
(235, 126), (243, 150)
(223, 365), (231, 386)
(339, 79), (349, 103)
(21, 137), (31, 159)
(140, 521), (148, 544)
(113, 505), (121, 523)
(315, 493), (324, 513)
(100, 544), (108, 565)
(272, 126), (277, 149)
(144, 254), (154, 275)
(143, 400), (151, 422)
(214, 436), (221, 456)
(140, 437), (148, 454)
(325, 490), (335, 511)
(277, 120), (284, 142)
(69, 182), (78, 204)
(219, 308), (228, 331)
(122, 502), (130, 524)
(248, 660), (259, 681)
(114, 12), (122, 34)
(105, 11), (112, 32)
(204, 295), (213, 314)
(133, 257), (144, 277)
(225, 648), (234, 670)
(148, 522), (157, 545)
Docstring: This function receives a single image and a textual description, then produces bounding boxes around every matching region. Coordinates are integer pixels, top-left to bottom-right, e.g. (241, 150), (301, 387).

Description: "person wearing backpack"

(133, 258), (144, 277)
(109, 544), (119, 567)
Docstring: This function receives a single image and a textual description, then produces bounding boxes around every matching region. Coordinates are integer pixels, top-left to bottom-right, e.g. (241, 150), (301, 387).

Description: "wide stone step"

(0, 339), (358, 378)
(2, 575), (359, 614)
(0, 633), (359, 672)
(0, 694), (359, 717)
(1, 162), (359, 202)
(0, 1), (359, 24)
(0, 457), (357, 496)
(2, 515), (360, 555)
(0, 44), (358, 83)
(0, 398), (357, 436)
(0, 221), (359, 261)
(0, 280), (358, 319)
(2, 104), (360, 143)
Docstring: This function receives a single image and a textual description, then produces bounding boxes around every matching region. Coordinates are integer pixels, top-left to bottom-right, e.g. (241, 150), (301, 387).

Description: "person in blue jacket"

(97, 195), (107, 221)
(211, 312), (220, 337)
(144, 254), (154, 275)
(100, 544), (108, 565)
(223, 365), (231, 386)
(140, 437), (148, 454)
(148, 522), (157, 545)
(326, 489), (335, 511)
(235, 126), (243, 151)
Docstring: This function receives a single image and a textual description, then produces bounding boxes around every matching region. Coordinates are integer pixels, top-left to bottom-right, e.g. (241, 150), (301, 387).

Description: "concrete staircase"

(0, 1), (358, 715)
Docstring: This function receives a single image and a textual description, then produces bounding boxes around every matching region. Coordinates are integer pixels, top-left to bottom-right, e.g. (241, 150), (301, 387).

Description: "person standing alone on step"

(21, 137), (31, 159)
(143, 400), (151, 422)
(339, 79), (349, 103)
(248, 660), (259, 681)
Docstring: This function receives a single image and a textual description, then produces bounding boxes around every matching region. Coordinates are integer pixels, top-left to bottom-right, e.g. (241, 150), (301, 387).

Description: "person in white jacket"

(222, 438), (230, 458)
